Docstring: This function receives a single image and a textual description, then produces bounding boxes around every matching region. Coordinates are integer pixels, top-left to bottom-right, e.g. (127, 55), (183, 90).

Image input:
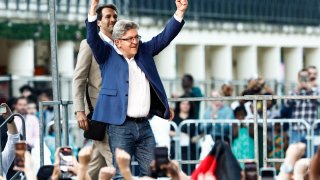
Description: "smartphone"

(244, 162), (257, 180)
(59, 147), (73, 178)
(260, 167), (276, 180)
(300, 75), (308, 82)
(152, 147), (169, 178)
(0, 106), (6, 114)
(14, 141), (27, 169)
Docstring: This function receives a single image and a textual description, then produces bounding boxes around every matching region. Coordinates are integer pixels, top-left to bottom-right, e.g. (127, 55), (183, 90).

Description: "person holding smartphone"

(0, 103), (20, 178)
(285, 68), (319, 144)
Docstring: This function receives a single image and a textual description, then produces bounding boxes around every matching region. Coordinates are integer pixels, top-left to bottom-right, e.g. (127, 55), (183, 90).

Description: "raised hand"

(0, 103), (12, 119)
(115, 148), (131, 171)
(99, 166), (116, 180)
(89, 0), (100, 16)
(78, 146), (93, 166)
(176, 0), (188, 12)
(175, 0), (188, 18)
(293, 158), (310, 179)
(115, 148), (133, 180)
(91, 0), (99, 5)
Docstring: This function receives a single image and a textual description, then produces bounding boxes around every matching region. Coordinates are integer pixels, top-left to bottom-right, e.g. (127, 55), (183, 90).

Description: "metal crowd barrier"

(0, 75), (297, 100)
(0, 113), (26, 178)
(171, 118), (312, 174)
(168, 95), (320, 173)
(311, 119), (320, 157)
(35, 94), (320, 174)
(38, 100), (74, 166)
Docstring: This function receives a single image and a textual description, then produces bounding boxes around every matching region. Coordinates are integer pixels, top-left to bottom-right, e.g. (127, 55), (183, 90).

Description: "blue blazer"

(86, 17), (185, 125)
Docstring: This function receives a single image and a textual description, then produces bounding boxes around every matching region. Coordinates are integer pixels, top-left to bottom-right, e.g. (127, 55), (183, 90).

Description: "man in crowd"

(72, 3), (118, 179)
(86, 0), (188, 178)
(286, 68), (319, 144)
(181, 74), (203, 119)
(13, 97), (39, 149)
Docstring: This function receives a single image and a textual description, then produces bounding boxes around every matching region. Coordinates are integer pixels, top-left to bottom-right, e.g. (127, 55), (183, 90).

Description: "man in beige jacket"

(72, 4), (118, 179)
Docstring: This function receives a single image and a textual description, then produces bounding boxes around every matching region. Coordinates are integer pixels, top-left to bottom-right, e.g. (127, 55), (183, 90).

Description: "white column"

(7, 40), (35, 96)
(58, 41), (75, 100)
(154, 45), (176, 97)
(155, 44), (176, 79)
(177, 45), (205, 80)
(7, 40), (34, 76)
(35, 40), (50, 70)
(258, 47), (281, 80)
(305, 48), (320, 86)
(304, 48), (320, 68)
(58, 41), (74, 76)
(206, 45), (232, 80)
(176, 45), (205, 94)
(233, 46), (257, 80)
(283, 47), (303, 83)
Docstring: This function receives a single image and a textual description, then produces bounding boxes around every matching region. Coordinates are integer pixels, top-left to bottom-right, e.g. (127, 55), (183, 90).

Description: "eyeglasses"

(119, 35), (141, 42)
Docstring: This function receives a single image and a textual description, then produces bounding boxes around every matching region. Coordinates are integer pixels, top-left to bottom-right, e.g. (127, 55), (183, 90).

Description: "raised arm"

(0, 103), (20, 175)
(144, 0), (188, 56)
(86, 0), (112, 64)
(175, 0), (188, 18)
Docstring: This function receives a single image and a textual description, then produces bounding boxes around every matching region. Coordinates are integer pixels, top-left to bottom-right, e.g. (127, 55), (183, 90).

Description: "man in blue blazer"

(86, 0), (188, 178)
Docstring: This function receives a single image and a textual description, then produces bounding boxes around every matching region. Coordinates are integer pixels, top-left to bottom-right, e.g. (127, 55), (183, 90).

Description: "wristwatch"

(280, 163), (293, 174)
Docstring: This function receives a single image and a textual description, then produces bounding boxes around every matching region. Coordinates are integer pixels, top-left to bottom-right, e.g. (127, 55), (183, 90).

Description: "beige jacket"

(72, 39), (101, 114)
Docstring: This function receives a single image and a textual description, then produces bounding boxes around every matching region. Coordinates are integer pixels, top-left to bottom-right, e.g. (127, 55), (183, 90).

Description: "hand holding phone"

(260, 167), (276, 180)
(59, 147), (73, 178)
(0, 103), (13, 120)
(0, 106), (6, 114)
(300, 75), (308, 83)
(151, 147), (169, 178)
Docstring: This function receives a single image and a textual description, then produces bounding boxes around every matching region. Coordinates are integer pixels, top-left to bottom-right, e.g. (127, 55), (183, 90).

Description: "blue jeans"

(108, 119), (156, 179)
(289, 129), (306, 144)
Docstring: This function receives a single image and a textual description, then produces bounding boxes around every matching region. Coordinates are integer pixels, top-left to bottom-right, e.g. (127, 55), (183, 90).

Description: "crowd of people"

(168, 66), (320, 174)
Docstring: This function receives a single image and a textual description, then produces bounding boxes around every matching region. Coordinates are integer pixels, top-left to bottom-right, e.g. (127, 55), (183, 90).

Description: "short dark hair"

(307, 65), (317, 70)
(19, 85), (33, 94)
(96, 4), (118, 21)
(37, 165), (54, 180)
(234, 105), (247, 117)
(16, 96), (27, 104)
(182, 74), (194, 91)
(182, 74), (194, 83)
(299, 68), (308, 75)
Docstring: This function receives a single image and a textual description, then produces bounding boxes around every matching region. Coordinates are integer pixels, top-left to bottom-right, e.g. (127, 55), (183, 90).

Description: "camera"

(260, 167), (276, 180)
(151, 147), (169, 178)
(59, 147), (73, 178)
(300, 75), (308, 82)
(14, 141), (27, 169)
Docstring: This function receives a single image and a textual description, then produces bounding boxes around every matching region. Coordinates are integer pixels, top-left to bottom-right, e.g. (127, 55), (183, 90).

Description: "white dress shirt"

(99, 31), (113, 45)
